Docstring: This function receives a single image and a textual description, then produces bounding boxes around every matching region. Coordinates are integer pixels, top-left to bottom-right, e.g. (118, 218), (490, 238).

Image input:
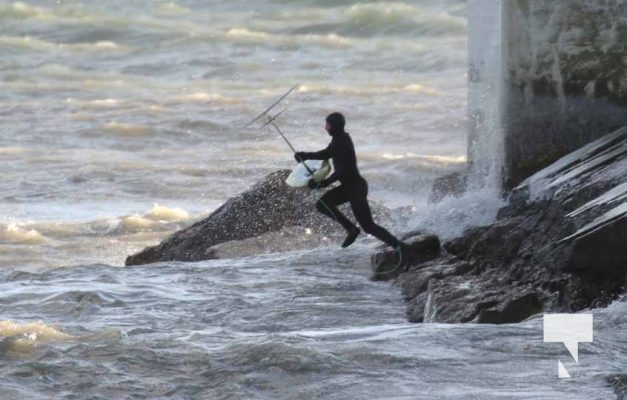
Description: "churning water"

(1, 1), (624, 398)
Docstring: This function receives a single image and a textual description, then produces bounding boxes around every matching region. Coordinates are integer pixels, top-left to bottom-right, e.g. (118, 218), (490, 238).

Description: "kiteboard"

(286, 160), (331, 187)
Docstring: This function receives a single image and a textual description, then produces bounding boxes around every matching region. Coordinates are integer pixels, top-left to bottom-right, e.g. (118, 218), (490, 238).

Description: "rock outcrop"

(371, 232), (441, 281)
(126, 170), (390, 266)
(378, 128), (626, 324)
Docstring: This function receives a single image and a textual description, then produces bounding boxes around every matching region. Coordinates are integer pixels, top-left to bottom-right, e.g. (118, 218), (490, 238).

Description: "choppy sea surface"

(1, 1), (624, 398)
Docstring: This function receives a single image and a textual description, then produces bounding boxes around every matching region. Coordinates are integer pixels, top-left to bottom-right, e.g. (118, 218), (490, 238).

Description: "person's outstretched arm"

(295, 143), (332, 162)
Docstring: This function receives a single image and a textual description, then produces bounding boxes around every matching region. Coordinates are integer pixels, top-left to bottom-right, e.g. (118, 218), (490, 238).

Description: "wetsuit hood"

(326, 112), (345, 136)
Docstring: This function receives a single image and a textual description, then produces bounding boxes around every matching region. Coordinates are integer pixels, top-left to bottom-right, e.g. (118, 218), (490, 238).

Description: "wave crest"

(2, 224), (46, 244)
(0, 320), (73, 354)
(145, 204), (189, 222)
(0, 2), (42, 19)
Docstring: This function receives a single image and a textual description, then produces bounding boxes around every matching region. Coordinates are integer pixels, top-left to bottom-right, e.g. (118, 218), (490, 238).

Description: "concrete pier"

(468, 0), (627, 189)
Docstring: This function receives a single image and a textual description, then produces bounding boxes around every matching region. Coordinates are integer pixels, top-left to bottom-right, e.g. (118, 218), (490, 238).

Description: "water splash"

(467, 0), (505, 192)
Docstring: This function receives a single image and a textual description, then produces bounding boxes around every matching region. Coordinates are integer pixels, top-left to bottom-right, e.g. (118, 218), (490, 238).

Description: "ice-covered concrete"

(469, 0), (627, 189)
(516, 127), (627, 202)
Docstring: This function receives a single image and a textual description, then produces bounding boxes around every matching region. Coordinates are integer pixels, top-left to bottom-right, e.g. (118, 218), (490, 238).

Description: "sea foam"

(2, 224), (46, 245)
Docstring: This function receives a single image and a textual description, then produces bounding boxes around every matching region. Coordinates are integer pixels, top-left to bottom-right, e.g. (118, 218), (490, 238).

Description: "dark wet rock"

(477, 292), (542, 324)
(398, 256), (494, 323)
(392, 128), (627, 324)
(126, 170), (390, 265)
(442, 226), (488, 259)
(370, 233), (440, 281)
(564, 211), (627, 276)
(405, 291), (430, 324)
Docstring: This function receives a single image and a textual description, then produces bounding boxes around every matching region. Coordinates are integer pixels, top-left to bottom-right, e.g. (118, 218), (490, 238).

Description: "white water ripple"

(0, 253), (622, 399)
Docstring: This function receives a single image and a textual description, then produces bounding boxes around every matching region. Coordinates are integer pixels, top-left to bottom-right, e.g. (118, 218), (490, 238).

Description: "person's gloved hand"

(294, 152), (306, 163)
(307, 179), (320, 190)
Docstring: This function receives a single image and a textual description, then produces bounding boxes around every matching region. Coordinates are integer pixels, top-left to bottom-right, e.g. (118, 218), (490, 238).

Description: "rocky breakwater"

(126, 170), (390, 266)
(374, 127), (626, 324)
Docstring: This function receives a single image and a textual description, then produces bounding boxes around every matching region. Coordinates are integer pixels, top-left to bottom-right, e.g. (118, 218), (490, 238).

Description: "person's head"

(325, 112), (345, 136)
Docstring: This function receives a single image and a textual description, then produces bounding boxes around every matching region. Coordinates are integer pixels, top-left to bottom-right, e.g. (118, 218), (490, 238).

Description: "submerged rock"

(391, 128), (627, 324)
(608, 374), (627, 400)
(126, 170), (390, 266)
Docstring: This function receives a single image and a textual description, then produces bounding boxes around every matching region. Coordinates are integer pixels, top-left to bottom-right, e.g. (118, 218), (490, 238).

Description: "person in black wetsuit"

(295, 112), (415, 270)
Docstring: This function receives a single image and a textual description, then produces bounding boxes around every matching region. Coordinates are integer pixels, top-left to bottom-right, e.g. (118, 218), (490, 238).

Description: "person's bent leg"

(351, 196), (401, 248)
(316, 186), (359, 234)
